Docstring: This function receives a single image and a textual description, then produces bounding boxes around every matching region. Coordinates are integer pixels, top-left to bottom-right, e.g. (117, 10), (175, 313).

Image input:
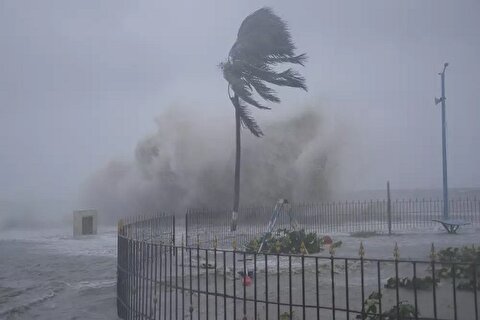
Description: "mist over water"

(83, 106), (346, 221)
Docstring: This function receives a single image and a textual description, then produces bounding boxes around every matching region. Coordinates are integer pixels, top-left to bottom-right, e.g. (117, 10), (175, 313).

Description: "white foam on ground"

(0, 226), (118, 257)
(64, 279), (117, 290)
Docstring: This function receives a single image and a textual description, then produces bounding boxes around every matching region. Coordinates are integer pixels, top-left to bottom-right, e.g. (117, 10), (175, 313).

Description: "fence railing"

(186, 198), (480, 247)
(117, 214), (480, 320)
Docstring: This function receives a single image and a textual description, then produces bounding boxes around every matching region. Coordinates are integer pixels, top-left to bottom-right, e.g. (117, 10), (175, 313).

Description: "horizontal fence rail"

(117, 209), (480, 320)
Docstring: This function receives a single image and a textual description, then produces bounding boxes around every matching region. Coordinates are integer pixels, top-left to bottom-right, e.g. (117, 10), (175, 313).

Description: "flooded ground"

(0, 227), (119, 320)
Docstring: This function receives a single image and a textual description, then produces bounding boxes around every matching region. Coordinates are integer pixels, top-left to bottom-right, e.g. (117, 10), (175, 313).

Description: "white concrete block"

(73, 210), (98, 236)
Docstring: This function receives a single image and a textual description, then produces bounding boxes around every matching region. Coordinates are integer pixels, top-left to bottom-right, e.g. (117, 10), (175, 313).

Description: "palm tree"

(220, 7), (307, 231)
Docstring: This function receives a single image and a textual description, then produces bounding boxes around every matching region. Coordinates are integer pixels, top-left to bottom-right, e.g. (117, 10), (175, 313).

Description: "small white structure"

(73, 210), (98, 236)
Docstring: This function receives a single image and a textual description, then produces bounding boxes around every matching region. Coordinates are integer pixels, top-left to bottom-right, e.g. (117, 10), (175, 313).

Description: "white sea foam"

(65, 279), (117, 290)
(0, 226), (117, 257)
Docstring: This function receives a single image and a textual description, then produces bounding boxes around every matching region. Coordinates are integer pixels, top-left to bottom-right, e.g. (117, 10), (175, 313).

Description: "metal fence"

(186, 198), (480, 247)
(117, 214), (480, 320)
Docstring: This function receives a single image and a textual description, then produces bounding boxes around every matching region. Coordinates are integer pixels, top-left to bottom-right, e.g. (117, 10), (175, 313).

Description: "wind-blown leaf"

(234, 99), (263, 137)
(247, 77), (280, 103)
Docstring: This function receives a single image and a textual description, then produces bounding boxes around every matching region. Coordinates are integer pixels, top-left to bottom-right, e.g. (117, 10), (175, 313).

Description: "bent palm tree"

(220, 7), (307, 231)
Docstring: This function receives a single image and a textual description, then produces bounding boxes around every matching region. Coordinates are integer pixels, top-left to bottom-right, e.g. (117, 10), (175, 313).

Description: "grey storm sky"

(1, 0), (479, 208)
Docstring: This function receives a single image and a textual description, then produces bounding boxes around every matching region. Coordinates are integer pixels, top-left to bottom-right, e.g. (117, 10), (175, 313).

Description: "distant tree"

(220, 7), (307, 231)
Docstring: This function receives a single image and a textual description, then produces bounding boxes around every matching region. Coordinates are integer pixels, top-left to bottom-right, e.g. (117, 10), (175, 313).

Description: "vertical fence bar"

(146, 242), (150, 319)
(223, 251), (227, 320)
(345, 259), (350, 320)
(452, 263), (458, 320)
(214, 241), (218, 320)
(377, 260), (382, 318)
(185, 213), (189, 248)
(316, 257), (320, 320)
(289, 255), (292, 319)
(175, 245), (178, 320)
(139, 240), (142, 320)
(331, 255), (336, 320)
(205, 248), (209, 319)
(253, 252), (258, 320)
(243, 251), (247, 319)
(172, 215), (176, 247)
(197, 243), (200, 320)
(413, 262), (418, 320)
(387, 181), (392, 235)
(164, 242), (167, 320)
(189, 246), (193, 319)
(141, 241), (145, 319)
(128, 239), (132, 320)
(361, 256), (365, 317)
(276, 254), (280, 319)
(302, 255), (306, 320)
(158, 244), (163, 320)
(474, 263), (478, 320)
(395, 259), (400, 319)
(149, 243), (154, 318)
(181, 241), (185, 320)
(137, 241), (141, 320)
(153, 243), (158, 320)
(131, 240), (134, 320)
(266, 253), (269, 320)
(432, 259), (438, 319)
(233, 248), (237, 320)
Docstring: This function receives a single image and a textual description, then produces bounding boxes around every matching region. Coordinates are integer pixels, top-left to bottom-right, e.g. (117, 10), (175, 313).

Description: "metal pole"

(387, 181), (392, 235)
(436, 63), (449, 219)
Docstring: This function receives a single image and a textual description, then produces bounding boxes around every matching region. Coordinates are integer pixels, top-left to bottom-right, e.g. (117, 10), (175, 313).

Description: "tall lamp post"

(435, 62), (449, 219)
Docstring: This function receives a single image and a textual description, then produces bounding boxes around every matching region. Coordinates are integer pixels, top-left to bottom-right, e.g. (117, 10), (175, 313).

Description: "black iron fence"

(119, 214), (175, 242)
(186, 198), (480, 247)
(117, 214), (480, 320)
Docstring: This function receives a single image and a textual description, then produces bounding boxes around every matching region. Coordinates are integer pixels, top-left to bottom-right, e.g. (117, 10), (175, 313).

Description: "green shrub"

(384, 276), (438, 290)
(435, 245), (480, 291)
(357, 291), (418, 320)
(245, 229), (340, 254)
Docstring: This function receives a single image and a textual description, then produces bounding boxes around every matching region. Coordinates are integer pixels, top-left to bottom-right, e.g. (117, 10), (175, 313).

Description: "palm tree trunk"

(231, 94), (241, 231)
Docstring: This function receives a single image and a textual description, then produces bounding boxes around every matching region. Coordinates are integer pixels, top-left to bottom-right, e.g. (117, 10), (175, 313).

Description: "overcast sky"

(1, 1), (479, 214)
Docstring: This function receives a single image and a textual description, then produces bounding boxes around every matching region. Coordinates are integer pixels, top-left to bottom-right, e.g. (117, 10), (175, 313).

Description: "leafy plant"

(435, 245), (480, 291)
(279, 311), (295, 320)
(357, 291), (418, 320)
(384, 276), (439, 290)
(382, 245), (480, 292)
(382, 302), (417, 320)
(245, 229), (336, 254)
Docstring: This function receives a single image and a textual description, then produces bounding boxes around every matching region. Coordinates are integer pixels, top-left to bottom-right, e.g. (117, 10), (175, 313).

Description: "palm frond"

(241, 63), (307, 91)
(230, 7), (297, 64)
(234, 98), (263, 137)
(265, 53), (307, 66)
(222, 62), (271, 110)
(247, 77), (280, 103)
(221, 7), (307, 137)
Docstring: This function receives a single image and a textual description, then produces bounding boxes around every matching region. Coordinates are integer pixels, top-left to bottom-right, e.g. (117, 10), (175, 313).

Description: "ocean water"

(0, 227), (119, 320)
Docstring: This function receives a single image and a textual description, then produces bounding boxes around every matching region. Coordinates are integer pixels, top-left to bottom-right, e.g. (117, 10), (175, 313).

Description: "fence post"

(185, 211), (189, 247)
(387, 181), (392, 235)
(172, 215), (176, 245)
